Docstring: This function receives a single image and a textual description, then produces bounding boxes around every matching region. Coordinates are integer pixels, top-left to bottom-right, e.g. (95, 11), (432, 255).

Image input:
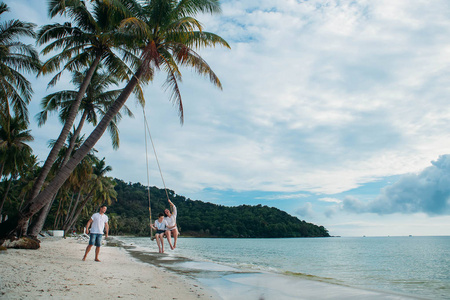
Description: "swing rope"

(142, 109), (172, 240)
(143, 110), (153, 239)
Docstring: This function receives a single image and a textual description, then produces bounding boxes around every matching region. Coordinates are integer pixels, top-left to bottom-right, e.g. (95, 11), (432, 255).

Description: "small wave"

(284, 271), (344, 286)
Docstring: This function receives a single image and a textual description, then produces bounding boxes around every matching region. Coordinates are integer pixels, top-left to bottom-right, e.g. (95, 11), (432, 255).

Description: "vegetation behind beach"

(2, 177), (330, 238)
(104, 179), (330, 238)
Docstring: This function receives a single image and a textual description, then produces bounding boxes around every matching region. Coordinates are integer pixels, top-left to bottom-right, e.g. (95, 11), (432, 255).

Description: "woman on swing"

(164, 199), (178, 250)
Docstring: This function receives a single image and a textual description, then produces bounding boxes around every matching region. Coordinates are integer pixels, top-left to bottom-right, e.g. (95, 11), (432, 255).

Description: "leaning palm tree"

(25, 0), (141, 211)
(0, 2), (40, 123)
(27, 132), (96, 237)
(50, 140), (95, 231)
(37, 66), (134, 160)
(29, 68), (132, 236)
(1, 0), (229, 239)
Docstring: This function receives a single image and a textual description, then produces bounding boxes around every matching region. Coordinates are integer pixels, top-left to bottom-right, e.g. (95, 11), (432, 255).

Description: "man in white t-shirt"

(82, 205), (109, 262)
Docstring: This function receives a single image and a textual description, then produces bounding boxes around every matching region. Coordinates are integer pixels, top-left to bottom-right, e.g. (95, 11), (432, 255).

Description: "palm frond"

(175, 0), (222, 17)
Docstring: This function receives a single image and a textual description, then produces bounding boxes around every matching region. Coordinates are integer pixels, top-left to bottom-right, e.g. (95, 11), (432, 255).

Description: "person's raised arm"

(172, 203), (177, 217)
(168, 199), (177, 216)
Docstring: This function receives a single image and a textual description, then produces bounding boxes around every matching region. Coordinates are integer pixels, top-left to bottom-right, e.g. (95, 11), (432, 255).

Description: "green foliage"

(0, 2), (40, 123)
(1, 176), (330, 238)
(109, 179), (330, 238)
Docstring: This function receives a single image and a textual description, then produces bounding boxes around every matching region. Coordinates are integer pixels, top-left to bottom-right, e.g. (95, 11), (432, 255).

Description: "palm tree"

(0, 115), (34, 215)
(37, 66), (134, 159)
(26, 67), (133, 237)
(50, 143), (96, 231)
(2, 0), (229, 239)
(62, 157), (116, 234)
(0, 2), (40, 123)
(25, 0), (140, 210)
(0, 155), (38, 222)
(27, 131), (95, 237)
(16, 155), (39, 210)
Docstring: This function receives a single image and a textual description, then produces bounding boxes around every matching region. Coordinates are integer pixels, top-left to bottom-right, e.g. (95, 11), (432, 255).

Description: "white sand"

(0, 237), (216, 299)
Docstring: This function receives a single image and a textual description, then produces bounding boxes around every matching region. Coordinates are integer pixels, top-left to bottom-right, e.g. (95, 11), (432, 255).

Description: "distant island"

(103, 179), (330, 238)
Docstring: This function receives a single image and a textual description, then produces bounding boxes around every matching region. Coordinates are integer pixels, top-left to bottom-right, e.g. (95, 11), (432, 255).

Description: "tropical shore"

(0, 236), (424, 300)
(0, 236), (216, 300)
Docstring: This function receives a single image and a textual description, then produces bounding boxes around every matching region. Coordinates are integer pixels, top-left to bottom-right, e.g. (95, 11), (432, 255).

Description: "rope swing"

(142, 109), (171, 240)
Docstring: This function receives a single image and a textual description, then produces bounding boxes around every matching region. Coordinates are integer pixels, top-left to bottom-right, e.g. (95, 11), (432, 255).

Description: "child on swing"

(151, 212), (168, 253)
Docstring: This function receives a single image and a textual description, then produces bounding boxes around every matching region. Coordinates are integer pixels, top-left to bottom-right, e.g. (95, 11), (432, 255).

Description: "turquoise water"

(116, 236), (450, 299)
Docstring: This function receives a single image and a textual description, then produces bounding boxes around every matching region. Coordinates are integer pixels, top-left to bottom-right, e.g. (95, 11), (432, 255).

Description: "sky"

(3, 0), (450, 237)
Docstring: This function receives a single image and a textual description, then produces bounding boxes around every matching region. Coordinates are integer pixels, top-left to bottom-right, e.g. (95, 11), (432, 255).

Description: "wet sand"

(117, 238), (421, 300)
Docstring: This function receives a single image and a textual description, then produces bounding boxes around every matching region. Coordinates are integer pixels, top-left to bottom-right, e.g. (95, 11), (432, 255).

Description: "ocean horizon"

(113, 236), (449, 299)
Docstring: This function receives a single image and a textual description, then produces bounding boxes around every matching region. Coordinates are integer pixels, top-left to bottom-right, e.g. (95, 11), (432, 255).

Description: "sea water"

(115, 236), (450, 299)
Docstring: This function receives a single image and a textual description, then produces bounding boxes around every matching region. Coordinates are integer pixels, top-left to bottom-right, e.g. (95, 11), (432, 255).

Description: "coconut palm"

(27, 132), (95, 237)
(16, 155), (39, 209)
(26, 0), (141, 209)
(0, 2), (40, 123)
(2, 0), (229, 239)
(50, 144), (96, 231)
(62, 157), (116, 234)
(37, 66), (134, 159)
(0, 115), (34, 215)
(0, 155), (38, 221)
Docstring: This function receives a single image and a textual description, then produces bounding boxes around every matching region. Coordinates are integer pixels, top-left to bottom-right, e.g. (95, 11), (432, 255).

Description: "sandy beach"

(0, 236), (425, 300)
(0, 236), (216, 300)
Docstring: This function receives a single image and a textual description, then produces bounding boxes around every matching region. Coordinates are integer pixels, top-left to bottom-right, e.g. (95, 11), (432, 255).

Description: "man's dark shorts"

(89, 233), (103, 247)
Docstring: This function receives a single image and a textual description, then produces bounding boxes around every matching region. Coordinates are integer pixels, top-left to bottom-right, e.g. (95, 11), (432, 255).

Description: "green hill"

(103, 179), (330, 238)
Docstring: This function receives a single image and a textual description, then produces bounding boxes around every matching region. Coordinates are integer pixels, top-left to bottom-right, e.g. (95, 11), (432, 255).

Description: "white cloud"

(343, 155), (450, 215)
(5, 0), (450, 236)
(167, 0), (450, 195)
(27, 0), (450, 197)
(256, 193), (310, 200)
(319, 197), (342, 204)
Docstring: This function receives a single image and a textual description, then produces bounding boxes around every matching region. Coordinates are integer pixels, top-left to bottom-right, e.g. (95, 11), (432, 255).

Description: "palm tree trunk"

(63, 190), (83, 229)
(64, 192), (78, 224)
(63, 188), (95, 234)
(0, 177), (12, 216)
(24, 56), (102, 210)
(27, 112), (89, 237)
(27, 193), (58, 237)
(4, 66), (144, 238)
(61, 110), (88, 168)
(27, 113), (89, 236)
(54, 194), (65, 228)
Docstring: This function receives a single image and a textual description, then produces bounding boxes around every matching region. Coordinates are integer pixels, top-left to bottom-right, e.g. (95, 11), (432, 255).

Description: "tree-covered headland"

(2, 177), (330, 238)
(105, 179), (330, 238)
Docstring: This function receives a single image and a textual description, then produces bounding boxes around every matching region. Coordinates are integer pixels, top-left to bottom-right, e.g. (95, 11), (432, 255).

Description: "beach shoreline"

(116, 237), (422, 300)
(0, 236), (217, 299)
(1, 236), (427, 300)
